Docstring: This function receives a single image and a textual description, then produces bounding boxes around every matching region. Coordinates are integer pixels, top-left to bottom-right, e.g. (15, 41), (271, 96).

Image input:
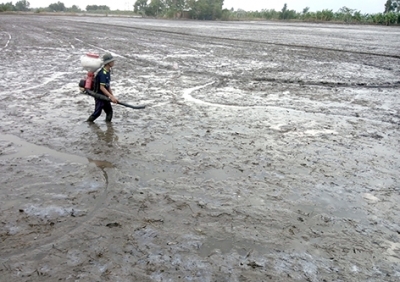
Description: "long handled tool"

(83, 89), (146, 110)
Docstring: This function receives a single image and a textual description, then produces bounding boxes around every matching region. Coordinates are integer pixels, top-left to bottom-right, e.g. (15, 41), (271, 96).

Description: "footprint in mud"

(106, 222), (121, 228)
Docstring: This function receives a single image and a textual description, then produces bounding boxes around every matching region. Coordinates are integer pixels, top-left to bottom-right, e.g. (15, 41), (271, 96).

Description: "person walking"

(87, 53), (119, 123)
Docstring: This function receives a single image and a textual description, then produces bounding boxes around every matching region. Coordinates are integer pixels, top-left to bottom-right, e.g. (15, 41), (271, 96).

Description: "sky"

(27, 0), (386, 14)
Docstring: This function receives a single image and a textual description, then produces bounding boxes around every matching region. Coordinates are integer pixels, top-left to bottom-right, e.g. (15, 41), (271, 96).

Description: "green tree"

(280, 3), (287, 19)
(164, 0), (186, 17)
(165, 0), (185, 10)
(220, 8), (232, 20)
(385, 0), (393, 12)
(385, 0), (400, 12)
(134, 0), (148, 13)
(335, 6), (356, 22)
(353, 10), (363, 22)
(261, 9), (279, 20)
(15, 0), (29, 11)
(68, 5), (81, 12)
(86, 5), (110, 11)
(48, 1), (65, 11)
(316, 9), (333, 21)
(188, 0), (224, 20)
(279, 3), (297, 20)
(372, 12), (385, 23)
(0, 1), (14, 11)
(385, 11), (397, 24)
(146, 0), (165, 16)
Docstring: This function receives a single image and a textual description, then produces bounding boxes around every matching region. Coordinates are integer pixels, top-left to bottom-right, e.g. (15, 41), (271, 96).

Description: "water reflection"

(88, 122), (118, 145)
(0, 133), (88, 164)
(86, 123), (117, 172)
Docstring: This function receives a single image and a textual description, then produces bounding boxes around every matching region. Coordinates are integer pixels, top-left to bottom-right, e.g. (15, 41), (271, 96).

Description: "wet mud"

(0, 15), (400, 281)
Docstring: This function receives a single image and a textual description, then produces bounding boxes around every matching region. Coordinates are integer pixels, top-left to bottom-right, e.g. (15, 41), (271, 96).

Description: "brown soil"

(0, 15), (399, 281)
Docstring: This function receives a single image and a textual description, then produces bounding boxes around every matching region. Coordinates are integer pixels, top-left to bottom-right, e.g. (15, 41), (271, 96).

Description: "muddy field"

(0, 15), (399, 281)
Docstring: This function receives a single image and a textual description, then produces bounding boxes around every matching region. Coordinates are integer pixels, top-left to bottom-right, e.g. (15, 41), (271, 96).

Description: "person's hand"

(110, 96), (118, 104)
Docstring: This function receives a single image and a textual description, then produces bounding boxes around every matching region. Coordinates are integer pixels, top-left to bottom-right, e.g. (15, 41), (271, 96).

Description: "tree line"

(134, 0), (223, 20)
(0, 1), (110, 12)
(227, 4), (400, 25)
(1, 0), (400, 25)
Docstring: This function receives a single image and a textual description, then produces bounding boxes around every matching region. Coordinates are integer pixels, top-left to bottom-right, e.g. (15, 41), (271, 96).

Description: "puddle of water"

(87, 122), (119, 145)
(88, 159), (115, 169)
(0, 133), (88, 165)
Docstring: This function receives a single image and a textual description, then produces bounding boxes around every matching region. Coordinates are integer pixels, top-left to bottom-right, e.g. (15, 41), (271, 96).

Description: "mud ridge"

(70, 19), (400, 59)
(253, 77), (400, 89)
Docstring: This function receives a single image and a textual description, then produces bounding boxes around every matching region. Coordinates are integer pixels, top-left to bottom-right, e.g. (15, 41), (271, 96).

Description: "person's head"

(102, 53), (115, 68)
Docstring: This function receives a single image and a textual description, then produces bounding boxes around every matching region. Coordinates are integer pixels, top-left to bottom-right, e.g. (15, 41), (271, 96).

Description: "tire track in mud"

(0, 165), (111, 259)
(204, 72), (400, 90)
(5, 17), (398, 127)
(0, 31), (11, 50)
(0, 136), (115, 259)
(67, 19), (400, 60)
(65, 20), (400, 90)
(18, 17), (392, 93)
(0, 21), (81, 102)
(183, 81), (400, 126)
(1, 73), (67, 97)
(252, 76), (400, 89)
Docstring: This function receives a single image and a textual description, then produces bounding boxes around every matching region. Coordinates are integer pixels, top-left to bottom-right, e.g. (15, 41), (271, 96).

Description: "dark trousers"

(87, 98), (113, 122)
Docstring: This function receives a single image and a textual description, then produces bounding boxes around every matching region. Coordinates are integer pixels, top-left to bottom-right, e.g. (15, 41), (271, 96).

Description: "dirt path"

(0, 15), (399, 281)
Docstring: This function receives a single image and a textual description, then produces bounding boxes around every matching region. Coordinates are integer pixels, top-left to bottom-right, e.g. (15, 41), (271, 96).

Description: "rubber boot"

(105, 112), (113, 122)
(86, 115), (96, 122)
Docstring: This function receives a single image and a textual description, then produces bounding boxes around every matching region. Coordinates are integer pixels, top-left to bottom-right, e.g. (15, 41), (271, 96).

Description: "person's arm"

(100, 84), (118, 103)
(108, 86), (114, 96)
